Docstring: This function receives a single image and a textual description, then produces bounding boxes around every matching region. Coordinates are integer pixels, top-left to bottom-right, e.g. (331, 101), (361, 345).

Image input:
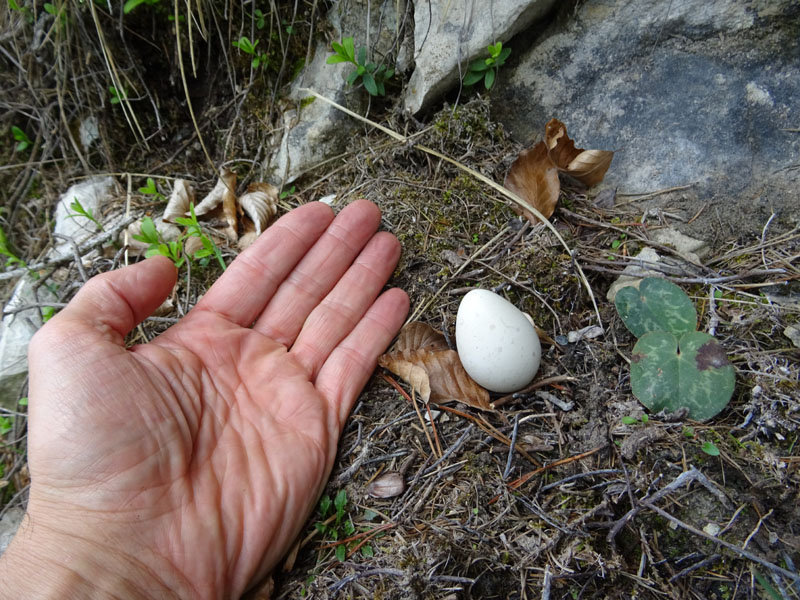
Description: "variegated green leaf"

(616, 277), (697, 338)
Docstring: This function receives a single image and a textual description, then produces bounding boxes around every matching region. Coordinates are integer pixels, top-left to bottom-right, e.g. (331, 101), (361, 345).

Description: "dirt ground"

(2, 3), (799, 599)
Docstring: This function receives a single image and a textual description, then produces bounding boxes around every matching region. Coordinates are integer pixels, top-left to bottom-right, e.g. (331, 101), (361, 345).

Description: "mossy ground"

(1, 4), (799, 599)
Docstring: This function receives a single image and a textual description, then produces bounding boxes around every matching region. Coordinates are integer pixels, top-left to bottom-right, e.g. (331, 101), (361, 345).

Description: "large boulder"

(492, 0), (800, 240)
(403, 0), (556, 114)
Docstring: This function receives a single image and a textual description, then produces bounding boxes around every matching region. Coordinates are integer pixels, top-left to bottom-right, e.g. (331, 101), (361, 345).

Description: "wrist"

(0, 512), (189, 600)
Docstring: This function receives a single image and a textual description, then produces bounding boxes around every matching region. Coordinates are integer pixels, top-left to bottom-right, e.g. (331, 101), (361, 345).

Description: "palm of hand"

(23, 201), (408, 599)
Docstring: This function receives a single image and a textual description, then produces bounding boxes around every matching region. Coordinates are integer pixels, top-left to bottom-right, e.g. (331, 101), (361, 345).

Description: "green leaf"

(18, 397), (28, 407)
(346, 69), (360, 86)
(335, 543), (346, 562)
(44, 2), (56, 15)
(326, 55), (350, 65)
(9, 0), (22, 11)
(360, 545), (374, 557)
(701, 441), (720, 456)
(362, 72), (378, 96)
(139, 217), (159, 243)
(462, 70), (485, 87)
(0, 416), (11, 435)
(487, 42), (501, 57)
(11, 125), (30, 144)
(630, 330), (735, 421)
(621, 416), (638, 425)
(615, 278), (697, 338)
(314, 522), (328, 535)
(319, 494), (331, 517)
(376, 80), (385, 96)
(357, 46), (366, 66)
(123, 0), (148, 13)
(343, 37), (355, 62)
(484, 68), (496, 90)
(362, 508), (378, 522)
(334, 488), (347, 515)
(331, 41), (346, 57)
(468, 58), (491, 72)
(41, 306), (55, 322)
(194, 248), (213, 259)
(344, 518), (355, 536)
(498, 47), (512, 64)
(251, 57), (260, 69)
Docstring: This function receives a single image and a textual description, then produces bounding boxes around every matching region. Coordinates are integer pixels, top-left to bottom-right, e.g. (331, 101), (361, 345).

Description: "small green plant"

(254, 8), (266, 29)
(279, 185), (296, 200)
(233, 36), (269, 69)
(463, 41), (511, 90)
(132, 217), (184, 267)
(0, 415), (12, 435)
(326, 37), (394, 97)
(68, 197), (104, 231)
(0, 225), (26, 268)
(314, 489), (372, 561)
(44, 2), (67, 26)
(174, 204), (226, 271)
(11, 126), (32, 152)
(109, 86), (127, 105)
(138, 177), (164, 202)
(615, 278), (735, 421)
(621, 413), (649, 426)
(41, 306), (56, 322)
(123, 0), (160, 14)
(701, 440), (720, 456)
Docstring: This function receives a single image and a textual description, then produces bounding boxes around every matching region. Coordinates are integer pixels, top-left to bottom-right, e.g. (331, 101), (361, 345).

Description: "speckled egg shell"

(455, 289), (541, 393)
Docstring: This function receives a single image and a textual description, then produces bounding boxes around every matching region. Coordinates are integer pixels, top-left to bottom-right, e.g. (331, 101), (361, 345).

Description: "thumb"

(38, 256), (177, 347)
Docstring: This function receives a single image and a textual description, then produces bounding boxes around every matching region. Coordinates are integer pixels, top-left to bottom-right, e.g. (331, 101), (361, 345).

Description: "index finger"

(191, 202), (335, 326)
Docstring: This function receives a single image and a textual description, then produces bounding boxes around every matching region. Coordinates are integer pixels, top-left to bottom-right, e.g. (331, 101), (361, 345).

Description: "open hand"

(0, 200), (408, 599)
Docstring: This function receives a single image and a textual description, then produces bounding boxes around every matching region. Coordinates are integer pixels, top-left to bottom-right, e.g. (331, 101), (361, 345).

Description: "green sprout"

(132, 216), (184, 268)
(174, 204), (226, 271)
(326, 37), (394, 97)
(0, 225), (26, 268)
(11, 126), (32, 152)
(314, 489), (372, 561)
(138, 177), (165, 202)
(68, 197), (104, 231)
(233, 36), (269, 69)
(109, 86), (127, 105)
(463, 41), (511, 90)
(123, 0), (160, 13)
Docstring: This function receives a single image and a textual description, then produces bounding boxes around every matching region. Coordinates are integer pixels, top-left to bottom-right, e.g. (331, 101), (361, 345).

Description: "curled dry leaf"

(366, 472), (405, 498)
(195, 168), (237, 217)
(544, 118), (614, 187)
(503, 141), (560, 223)
(379, 322), (492, 411)
(163, 179), (194, 223)
(239, 182), (278, 236)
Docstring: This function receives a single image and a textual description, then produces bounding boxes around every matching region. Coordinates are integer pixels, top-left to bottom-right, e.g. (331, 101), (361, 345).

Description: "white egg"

(455, 289), (541, 393)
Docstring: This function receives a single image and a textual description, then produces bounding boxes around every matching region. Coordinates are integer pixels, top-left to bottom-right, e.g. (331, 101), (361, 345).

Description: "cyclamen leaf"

(462, 70), (485, 87)
(615, 277), (697, 338)
(630, 330), (734, 421)
(362, 72), (377, 96)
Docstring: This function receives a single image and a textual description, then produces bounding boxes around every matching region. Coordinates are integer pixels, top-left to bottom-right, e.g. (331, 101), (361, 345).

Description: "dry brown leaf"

(379, 322), (492, 411)
(239, 182), (278, 236)
(195, 168), (237, 218)
(503, 141), (560, 223)
(220, 169), (238, 241)
(391, 321), (449, 352)
(544, 118), (613, 187)
(163, 179), (194, 223)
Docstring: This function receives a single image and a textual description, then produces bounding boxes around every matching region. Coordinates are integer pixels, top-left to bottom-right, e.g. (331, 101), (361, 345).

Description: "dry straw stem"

(301, 88), (603, 328)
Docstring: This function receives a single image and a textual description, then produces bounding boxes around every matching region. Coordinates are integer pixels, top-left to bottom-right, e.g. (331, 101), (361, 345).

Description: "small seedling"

(326, 37), (394, 97)
(701, 440), (720, 456)
(11, 126), (32, 152)
(109, 86), (127, 105)
(44, 2), (67, 26)
(41, 306), (55, 322)
(123, 0), (160, 13)
(18, 397), (28, 407)
(0, 415), (12, 435)
(0, 225), (26, 268)
(233, 36), (269, 69)
(463, 41), (511, 90)
(314, 489), (372, 561)
(279, 185), (296, 200)
(67, 197), (104, 231)
(132, 216), (184, 267)
(138, 177), (164, 202)
(254, 8), (266, 29)
(621, 413), (649, 426)
(174, 204), (226, 271)
(615, 278), (735, 421)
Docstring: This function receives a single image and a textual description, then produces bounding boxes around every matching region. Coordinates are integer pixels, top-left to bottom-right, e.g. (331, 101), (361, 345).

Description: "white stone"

(649, 227), (710, 265)
(0, 507), (25, 557)
(404, 0), (556, 114)
(51, 176), (118, 261)
(606, 247), (662, 302)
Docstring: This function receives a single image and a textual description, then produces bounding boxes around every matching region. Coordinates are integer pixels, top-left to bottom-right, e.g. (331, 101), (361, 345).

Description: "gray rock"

(649, 227), (710, 264)
(52, 176), (118, 261)
(493, 0), (800, 240)
(0, 507), (25, 557)
(404, 0), (555, 114)
(606, 247), (662, 302)
(0, 275), (57, 410)
(268, 0), (408, 183)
